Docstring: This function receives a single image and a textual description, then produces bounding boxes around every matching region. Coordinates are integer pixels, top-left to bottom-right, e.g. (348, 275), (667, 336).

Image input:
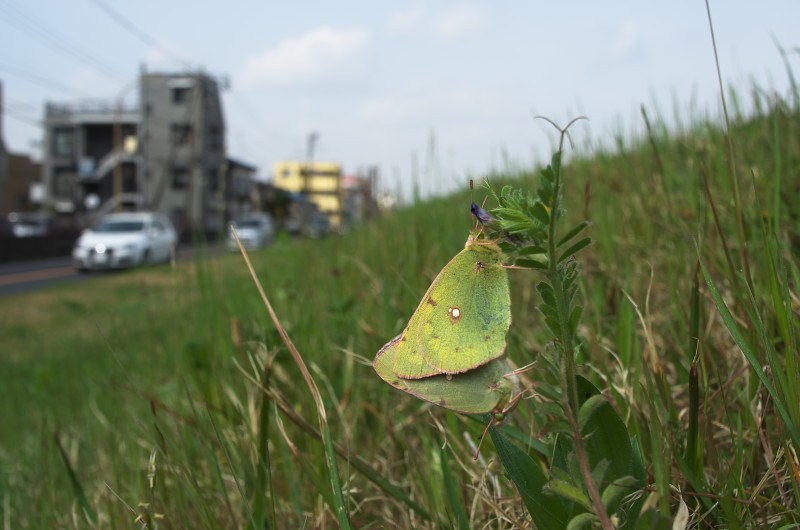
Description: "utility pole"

(304, 131), (318, 194)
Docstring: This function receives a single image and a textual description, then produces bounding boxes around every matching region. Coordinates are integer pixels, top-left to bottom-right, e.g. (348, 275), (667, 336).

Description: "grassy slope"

(1, 87), (798, 527)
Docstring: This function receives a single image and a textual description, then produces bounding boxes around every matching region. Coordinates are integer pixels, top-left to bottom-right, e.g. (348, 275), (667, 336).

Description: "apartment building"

(138, 71), (226, 237)
(41, 70), (230, 238)
(273, 160), (342, 227)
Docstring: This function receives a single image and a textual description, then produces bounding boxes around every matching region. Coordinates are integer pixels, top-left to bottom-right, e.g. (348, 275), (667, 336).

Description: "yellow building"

(273, 161), (342, 227)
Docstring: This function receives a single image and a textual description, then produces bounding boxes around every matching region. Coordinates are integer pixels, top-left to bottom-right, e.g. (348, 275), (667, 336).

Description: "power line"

(1, 106), (42, 128)
(0, 0), (127, 81)
(0, 63), (95, 98)
(86, 0), (193, 69)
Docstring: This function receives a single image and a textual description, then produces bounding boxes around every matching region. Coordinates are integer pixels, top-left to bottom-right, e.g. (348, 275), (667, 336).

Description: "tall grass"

(0, 78), (798, 526)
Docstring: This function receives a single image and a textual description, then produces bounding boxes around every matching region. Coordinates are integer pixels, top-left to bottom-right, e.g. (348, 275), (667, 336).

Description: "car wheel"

(142, 249), (151, 265)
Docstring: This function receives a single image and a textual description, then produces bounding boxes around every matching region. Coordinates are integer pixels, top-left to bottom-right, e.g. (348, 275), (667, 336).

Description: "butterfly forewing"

(417, 242), (510, 374)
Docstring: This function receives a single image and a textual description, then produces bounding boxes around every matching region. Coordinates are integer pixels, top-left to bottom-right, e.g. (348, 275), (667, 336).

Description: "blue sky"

(1, 1), (798, 199)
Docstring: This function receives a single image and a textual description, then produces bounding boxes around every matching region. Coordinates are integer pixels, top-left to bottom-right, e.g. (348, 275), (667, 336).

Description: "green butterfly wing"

(374, 334), (515, 415)
(392, 238), (511, 379)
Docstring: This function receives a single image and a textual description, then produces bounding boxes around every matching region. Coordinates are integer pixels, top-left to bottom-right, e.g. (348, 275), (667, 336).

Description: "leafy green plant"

(472, 119), (645, 528)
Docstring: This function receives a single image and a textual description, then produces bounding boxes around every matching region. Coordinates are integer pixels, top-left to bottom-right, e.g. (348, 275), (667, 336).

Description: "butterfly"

(373, 230), (517, 418)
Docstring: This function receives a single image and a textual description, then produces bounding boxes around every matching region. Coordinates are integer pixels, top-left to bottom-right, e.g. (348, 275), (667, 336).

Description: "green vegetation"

(1, 79), (799, 527)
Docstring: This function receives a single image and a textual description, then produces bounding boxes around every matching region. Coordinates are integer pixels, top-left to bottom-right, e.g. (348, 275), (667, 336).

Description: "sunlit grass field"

(1, 81), (799, 527)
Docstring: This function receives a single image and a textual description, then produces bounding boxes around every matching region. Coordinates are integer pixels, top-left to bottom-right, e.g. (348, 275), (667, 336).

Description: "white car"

(72, 212), (177, 271)
(227, 213), (275, 251)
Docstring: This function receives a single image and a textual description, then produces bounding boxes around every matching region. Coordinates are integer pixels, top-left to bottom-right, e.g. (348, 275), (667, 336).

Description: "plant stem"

(548, 149), (614, 530)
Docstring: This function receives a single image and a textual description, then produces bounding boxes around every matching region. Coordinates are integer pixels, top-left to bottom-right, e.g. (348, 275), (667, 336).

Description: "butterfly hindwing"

(374, 333), (515, 415)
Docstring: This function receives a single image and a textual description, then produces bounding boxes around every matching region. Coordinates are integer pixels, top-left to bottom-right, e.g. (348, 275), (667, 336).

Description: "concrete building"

(273, 160), (342, 227)
(0, 82), (43, 215)
(41, 70), (231, 239)
(138, 71), (226, 238)
(42, 100), (139, 217)
(222, 157), (258, 221)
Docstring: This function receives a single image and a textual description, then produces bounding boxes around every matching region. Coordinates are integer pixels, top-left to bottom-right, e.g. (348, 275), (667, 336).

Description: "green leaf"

(699, 258), (800, 450)
(440, 445), (469, 530)
(516, 258), (547, 270)
(558, 221), (591, 248)
(601, 475), (640, 516)
(566, 513), (599, 530)
(545, 478), (592, 511)
(576, 377), (636, 492)
(577, 395), (608, 432)
(531, 202), (551, 226)
(558, 237), (592, 263)
(537, 281), (556, 306)
(490, 426), (569, 530)
(633, 509), (673, 530)
(518, 245), (548, 255)
(569, 305), (583, 335)
(543, 315), (562, 337)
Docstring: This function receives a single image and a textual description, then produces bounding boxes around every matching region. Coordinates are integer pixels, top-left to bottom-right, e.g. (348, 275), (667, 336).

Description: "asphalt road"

(0, 245), (221, 297)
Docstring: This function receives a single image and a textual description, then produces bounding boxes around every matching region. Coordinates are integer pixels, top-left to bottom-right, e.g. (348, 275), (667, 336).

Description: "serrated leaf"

(558, 221), (591, 248)
(558, 237), (592, 263)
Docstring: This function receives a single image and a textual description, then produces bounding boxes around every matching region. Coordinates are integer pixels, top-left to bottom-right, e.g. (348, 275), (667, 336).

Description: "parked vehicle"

(227, 213), (275, 251)
(72, 212), (177, 271)
(7, 212), (53, 238)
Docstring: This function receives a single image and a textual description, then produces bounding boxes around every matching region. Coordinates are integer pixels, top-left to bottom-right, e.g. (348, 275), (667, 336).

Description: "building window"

(52, 128), (75, 158)
(172, 167), (188, 189)
(172, 87), (191, 104)
(171, 123), (193, 145)
(52, 168), (74, 197)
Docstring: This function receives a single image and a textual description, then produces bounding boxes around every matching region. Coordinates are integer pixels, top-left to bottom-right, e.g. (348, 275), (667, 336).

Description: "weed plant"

(0, 80), (798, 527)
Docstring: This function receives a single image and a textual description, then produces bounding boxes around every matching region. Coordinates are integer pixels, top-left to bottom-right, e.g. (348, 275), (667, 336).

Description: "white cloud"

(385, 4), (488, 42)
(431, 4), (488, 42)
(237, 27), (370, 87)
(359, 85), (496, 123)
(386, 5), (426, 35)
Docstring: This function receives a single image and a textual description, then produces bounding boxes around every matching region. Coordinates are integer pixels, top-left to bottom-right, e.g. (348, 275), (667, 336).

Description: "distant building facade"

(0, 82), (43, 215)
(138, 71), (226, 237)
(41, 70), (236, 239)
(42, 100), (139, 217)
(273, 160), (342, 227)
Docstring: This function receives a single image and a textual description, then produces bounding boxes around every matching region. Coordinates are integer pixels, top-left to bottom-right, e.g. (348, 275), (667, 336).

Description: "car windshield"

(95, 220), (145, 233)
(235, 219), (263, 228)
